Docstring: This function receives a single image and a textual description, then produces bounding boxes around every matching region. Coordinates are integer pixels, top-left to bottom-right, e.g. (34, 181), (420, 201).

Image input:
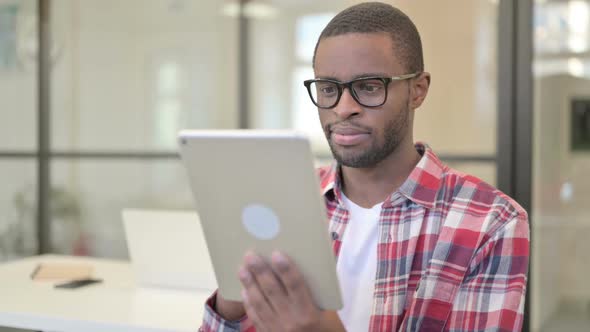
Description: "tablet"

(178, 130), (342, 310)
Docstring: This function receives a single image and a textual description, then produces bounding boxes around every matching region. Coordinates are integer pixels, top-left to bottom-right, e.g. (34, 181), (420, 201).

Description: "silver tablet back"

(178, 130), (342, 310)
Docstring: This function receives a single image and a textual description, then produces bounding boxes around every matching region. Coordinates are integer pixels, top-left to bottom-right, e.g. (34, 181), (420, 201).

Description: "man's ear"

(409, 72), (430, 110)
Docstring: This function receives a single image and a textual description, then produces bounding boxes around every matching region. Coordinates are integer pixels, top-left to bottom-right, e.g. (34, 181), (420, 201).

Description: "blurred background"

(0, 0), (588, 331)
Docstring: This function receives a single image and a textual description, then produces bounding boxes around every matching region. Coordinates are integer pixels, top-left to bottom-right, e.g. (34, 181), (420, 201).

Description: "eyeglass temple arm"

(390, 72), (421, 81)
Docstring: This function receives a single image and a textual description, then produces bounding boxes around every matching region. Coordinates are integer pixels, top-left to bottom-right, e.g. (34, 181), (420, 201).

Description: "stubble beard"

(327, 103), (410, 168)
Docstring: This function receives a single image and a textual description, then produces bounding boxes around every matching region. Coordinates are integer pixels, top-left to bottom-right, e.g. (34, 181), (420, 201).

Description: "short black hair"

(313, 2), (424, 73)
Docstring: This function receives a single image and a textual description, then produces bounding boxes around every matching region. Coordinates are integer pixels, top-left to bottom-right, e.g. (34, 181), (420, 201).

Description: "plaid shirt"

(201, 143), (529, 332)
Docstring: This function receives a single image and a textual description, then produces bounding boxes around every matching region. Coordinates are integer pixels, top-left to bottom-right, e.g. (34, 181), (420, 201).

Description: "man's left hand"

(238, 251), (343, 332)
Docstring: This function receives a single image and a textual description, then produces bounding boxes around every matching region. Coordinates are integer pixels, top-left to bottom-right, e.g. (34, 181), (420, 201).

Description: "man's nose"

(332, 88), (362, 119)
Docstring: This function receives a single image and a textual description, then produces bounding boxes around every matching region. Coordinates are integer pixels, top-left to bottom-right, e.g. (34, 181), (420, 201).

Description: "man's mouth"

(330, 126), (371, 146)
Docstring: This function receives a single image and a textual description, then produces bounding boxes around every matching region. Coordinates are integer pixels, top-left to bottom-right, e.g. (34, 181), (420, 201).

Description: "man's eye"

(319, 86), (337, 94)
(358, 83), (382, 92)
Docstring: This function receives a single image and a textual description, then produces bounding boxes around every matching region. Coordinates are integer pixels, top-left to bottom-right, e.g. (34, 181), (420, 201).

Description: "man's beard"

(326, 103), (409, 168)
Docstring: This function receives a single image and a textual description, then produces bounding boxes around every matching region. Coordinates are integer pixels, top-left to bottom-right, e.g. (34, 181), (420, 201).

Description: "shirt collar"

(319, 142), (444, 209)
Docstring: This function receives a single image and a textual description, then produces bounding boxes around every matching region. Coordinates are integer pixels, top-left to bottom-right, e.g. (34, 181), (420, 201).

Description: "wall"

(532, 74), (590, 330)
(397, 0), (497, 156)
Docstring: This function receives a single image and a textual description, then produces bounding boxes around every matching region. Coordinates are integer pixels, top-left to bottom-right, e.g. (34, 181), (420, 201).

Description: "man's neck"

(340, 140), (422, 208)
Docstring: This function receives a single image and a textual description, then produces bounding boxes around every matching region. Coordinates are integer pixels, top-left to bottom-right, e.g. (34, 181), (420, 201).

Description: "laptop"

(177, 130), (342, 310)
(122, 209), (217, 292)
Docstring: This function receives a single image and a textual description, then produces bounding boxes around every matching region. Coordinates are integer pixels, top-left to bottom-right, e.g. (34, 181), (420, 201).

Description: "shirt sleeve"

(445, 212), (530, 331)
(199, 291), (255, 332)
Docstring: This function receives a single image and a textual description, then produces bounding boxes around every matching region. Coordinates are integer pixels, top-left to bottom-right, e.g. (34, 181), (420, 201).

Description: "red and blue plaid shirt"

(201, 143), (529, 331)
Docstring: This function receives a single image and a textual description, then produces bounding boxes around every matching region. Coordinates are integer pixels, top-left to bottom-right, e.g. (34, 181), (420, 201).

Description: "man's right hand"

(215, 293), (246, 321)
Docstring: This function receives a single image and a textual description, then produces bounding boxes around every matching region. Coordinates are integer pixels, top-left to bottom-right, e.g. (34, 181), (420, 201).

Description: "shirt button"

(331, 232), (339, 240)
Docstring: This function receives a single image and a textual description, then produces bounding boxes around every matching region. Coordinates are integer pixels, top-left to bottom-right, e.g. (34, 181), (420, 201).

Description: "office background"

(0, 0), (588, 331)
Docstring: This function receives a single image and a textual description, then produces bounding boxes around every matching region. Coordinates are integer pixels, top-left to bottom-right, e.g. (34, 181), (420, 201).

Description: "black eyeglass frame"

(303, 72), (421, 109)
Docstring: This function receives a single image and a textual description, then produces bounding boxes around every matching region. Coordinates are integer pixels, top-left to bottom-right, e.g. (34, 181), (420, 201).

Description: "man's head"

(310, 2), (430, 168)
(313, 2), (423, 74)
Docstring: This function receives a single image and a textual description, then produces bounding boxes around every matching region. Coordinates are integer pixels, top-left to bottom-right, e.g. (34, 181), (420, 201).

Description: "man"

(201, 2), (529, 331)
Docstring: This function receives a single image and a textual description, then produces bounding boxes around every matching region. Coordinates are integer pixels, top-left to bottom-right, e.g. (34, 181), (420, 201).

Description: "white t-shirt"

(336, 192), (382, 331)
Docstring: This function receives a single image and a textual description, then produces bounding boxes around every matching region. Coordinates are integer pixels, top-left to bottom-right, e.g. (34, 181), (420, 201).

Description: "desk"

(0, 255), (212, 332)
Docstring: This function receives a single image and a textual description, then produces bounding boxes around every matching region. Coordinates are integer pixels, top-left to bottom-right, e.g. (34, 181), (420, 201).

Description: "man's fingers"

(243, 253), (290, 314)
(241, 288), (263, 327)
(239, 252), (323, 330)
(241, 290), (273, 332)
(270, 251), (316, 307)
(239, 267), (275, 330)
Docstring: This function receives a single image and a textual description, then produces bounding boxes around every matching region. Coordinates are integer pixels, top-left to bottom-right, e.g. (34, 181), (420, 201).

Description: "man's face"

(314, 33), (413, 168)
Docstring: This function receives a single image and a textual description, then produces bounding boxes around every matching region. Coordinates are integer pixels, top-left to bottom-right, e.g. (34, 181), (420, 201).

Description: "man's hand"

(238, 251), (344, 332)
(214, 293), (246, 321)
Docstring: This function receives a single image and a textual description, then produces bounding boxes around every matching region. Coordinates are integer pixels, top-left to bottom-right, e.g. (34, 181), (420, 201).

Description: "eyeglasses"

(303, 72), (420, 109)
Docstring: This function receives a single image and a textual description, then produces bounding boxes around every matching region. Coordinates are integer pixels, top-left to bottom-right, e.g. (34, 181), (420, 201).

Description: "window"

(292, 13), (334, 155)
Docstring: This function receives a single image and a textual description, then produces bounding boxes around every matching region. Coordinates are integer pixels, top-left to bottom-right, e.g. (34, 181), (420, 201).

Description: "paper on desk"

(30, 263), (94, 281)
